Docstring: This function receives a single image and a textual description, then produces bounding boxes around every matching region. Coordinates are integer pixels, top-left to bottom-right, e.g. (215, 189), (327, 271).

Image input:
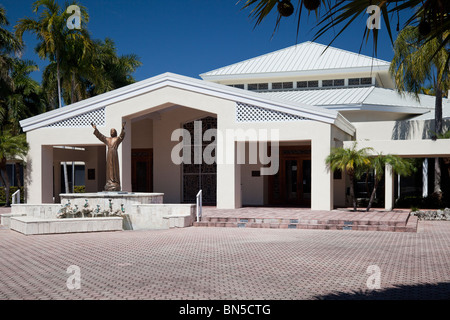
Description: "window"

(272, 82), (282, 90)
(232, 84), (244, 89)
(322, 80), (333, 87)
(248, 83), (258, 91)
(308, 80), (318, 88)
(248, 83), (268, 91)
(361, 77), (372, 85)
(349, 78), (360, 86)
(333, 79), (344, 86)
(282, 82), (293, 89)
(297, 81), (307, 88)
(272, 82), (293, 90)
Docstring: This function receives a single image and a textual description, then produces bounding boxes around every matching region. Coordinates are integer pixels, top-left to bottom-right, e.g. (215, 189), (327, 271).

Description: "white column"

(385, 164), (394, 211)
(422, 158), (428, 198)
(54, 161), (61, 203)
(26, 145), (54, 204)
(216, 132), (242, 209)
(311, 130), (333, 211)
(120, 120), (132, 192)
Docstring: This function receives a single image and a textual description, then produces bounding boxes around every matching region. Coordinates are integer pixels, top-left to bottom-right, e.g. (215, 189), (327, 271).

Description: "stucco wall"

(24, 85), (343, 210)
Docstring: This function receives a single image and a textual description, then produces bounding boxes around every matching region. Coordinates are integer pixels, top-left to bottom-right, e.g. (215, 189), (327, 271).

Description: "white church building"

(19, 41), (450, 211)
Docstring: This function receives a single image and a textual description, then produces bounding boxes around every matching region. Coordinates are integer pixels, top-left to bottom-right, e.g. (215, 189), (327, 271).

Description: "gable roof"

(20, 72), (355, 135)
(200, 41), (391, 81)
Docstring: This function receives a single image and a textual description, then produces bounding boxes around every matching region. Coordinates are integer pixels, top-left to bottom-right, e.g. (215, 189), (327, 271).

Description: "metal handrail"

(196, 190), (202, 222)
(12, 189), (20, 204)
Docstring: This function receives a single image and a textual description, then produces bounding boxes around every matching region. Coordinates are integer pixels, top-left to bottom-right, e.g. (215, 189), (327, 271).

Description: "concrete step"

(193, 215), (418, 233)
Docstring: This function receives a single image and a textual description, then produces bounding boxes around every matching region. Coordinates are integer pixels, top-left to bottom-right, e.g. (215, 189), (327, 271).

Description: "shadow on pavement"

(314, 282), (450, 300)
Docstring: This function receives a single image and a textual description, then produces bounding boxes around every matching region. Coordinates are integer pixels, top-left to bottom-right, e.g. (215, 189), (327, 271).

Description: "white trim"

(200, 66), (390, 82)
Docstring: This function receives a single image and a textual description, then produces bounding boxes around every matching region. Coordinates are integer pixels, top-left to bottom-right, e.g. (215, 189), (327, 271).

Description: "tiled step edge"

(199, 217), (409, 227)
(193, 218), (418, 233)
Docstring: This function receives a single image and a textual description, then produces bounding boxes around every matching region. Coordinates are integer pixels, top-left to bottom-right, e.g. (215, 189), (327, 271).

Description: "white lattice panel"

(236, 102), (309, 122)
(47, 107), (105, 128)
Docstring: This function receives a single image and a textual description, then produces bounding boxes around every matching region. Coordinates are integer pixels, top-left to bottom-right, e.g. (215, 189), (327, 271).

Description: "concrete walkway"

(0, 219), (449, 300)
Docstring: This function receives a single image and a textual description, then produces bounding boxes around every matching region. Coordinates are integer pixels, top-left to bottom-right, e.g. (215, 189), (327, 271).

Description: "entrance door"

(132, 149), (153, 192)
(269, 147), (311, 206)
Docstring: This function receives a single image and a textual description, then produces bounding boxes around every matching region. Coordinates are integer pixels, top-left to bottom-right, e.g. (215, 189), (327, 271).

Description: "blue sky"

(2, 0), (401, 83)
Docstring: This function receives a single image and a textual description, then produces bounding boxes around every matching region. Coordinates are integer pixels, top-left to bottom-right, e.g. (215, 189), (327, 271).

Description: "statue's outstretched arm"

(118, 122), (126, 141)
(92, 124), (108, 144)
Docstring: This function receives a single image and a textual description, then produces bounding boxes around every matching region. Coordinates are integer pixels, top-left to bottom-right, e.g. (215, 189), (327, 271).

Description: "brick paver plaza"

(1, 208), (449, 301)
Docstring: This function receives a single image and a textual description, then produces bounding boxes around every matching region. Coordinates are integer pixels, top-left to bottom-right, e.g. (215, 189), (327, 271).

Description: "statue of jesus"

(91, 122), (126, 191)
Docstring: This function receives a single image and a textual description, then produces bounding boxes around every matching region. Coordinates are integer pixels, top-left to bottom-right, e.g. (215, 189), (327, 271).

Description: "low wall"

(11, 204), (62, 219)
(10, 216), (122, 235)
(126, 204), (196, 230)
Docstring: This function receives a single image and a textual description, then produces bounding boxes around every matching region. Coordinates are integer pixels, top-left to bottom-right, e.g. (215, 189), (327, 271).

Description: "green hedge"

(0, 186), (25, 204)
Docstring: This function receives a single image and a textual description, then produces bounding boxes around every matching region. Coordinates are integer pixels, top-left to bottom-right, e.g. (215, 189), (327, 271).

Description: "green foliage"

(15, 1), (142, 109)
(326, 144), (417, 211)
(74, 185), (85, 193)
(0, 186), (24, 205)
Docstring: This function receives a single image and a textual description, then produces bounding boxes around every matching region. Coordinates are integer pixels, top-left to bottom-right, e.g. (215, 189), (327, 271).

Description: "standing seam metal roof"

(259, 86), (439, 109)
(200, 42), (391, 77)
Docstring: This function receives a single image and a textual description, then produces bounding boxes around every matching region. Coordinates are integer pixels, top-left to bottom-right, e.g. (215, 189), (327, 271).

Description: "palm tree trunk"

(433, 88), (443, 196)
(56, 52), (62, 109)
(349, 172), (357, 211)
(14, 162), (21, 188)
(71, 72), (76, 104)
(366, 179), (380, 212)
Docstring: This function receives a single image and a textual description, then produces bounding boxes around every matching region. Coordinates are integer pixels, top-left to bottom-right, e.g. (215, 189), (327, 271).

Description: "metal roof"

(259, 87), (439, 113)
(200, 42), (390, 79)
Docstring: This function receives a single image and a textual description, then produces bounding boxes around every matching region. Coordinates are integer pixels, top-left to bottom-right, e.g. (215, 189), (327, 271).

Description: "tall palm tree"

(16, 0), (90, 193)
(326, 143), (373, 211)
(390, 25), (450, 199)
(0, 6), (23, 107)
(15, 0), (90, 109)
(365, 153), (415, 212)
(57, 37), (142, 104)
(4, 59), (42, 133)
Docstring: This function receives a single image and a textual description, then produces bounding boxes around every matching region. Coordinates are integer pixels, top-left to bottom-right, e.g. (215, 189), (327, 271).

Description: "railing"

(12, 189), (20, 204)
(196, 190), (202, 222)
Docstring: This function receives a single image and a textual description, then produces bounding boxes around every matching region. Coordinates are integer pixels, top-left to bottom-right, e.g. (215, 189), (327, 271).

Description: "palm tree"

(58, 37), (142, 104)
(16, 1), (90, 193)
(390, 25), (450, 199)
(326, 143), (373, 211)
(0, 6), (23, 111)
(365, 154), (415, 212)
(15, 0), (90, 109)
(3, 59), (42, 133)
(0, 130), (29, 207)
